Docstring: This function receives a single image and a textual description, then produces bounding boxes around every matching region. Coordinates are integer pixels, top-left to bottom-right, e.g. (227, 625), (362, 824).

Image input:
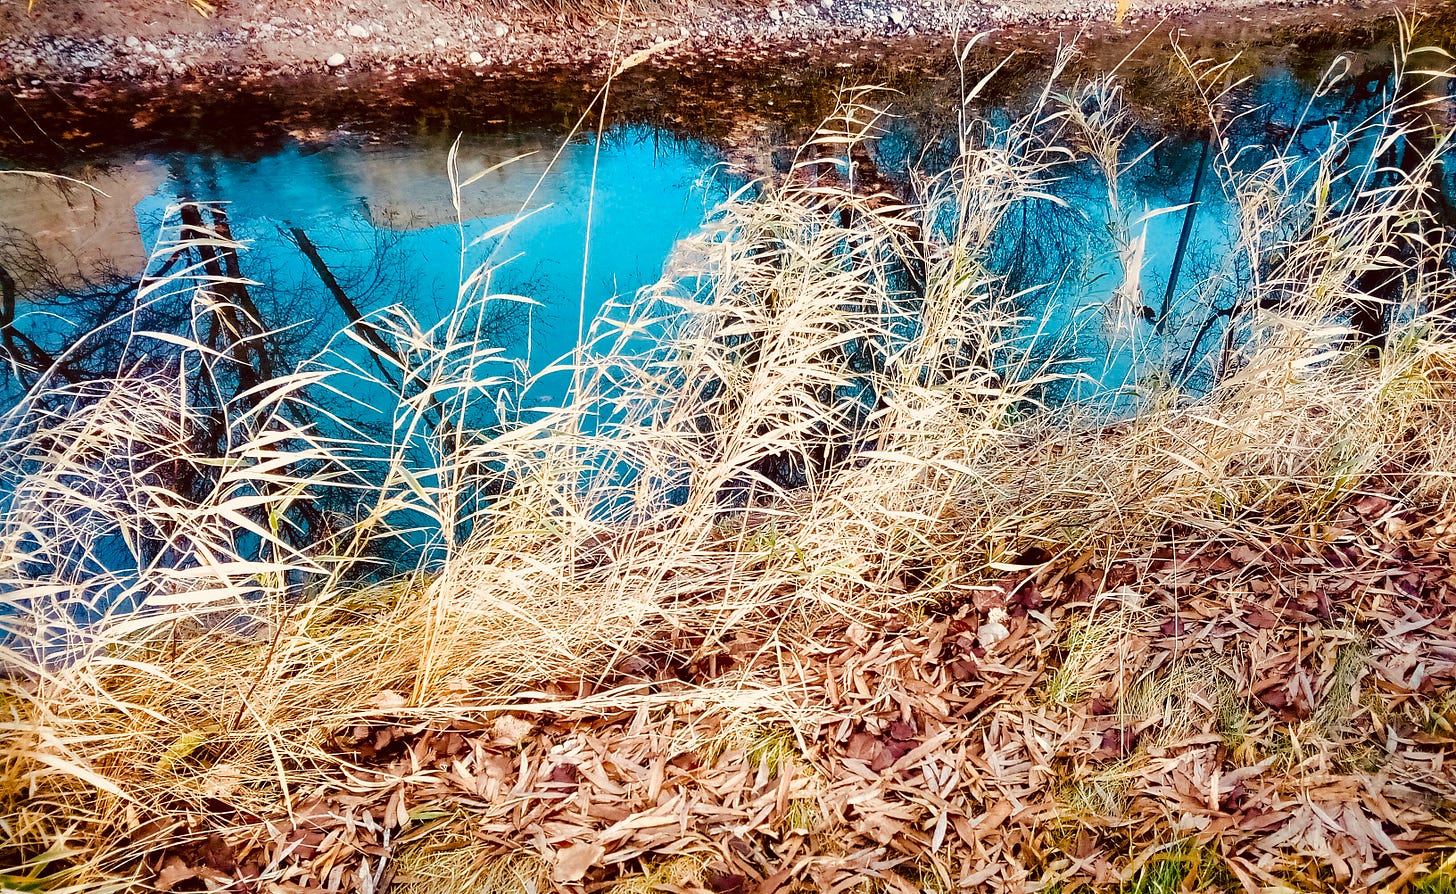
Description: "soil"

(0, 0), (1413, 88)
(2, 0), (1438, 176)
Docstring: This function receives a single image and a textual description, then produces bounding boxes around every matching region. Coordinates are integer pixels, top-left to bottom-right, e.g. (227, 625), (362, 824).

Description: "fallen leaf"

(372, 690), (408, 710)
(154, 856), (196, 892)
(709, 869), (748, 894)
(552, 842), (604, 883)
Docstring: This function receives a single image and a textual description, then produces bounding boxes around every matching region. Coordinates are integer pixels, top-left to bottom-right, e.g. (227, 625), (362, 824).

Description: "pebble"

(977, 608), (1011, 649)
(0, 0), (1352, 93)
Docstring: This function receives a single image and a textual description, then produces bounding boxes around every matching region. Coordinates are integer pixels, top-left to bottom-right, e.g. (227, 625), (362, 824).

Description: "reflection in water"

(0, 162), (164, 290)
(1, 127), (732, 409)
(0, 125), (733, 619)
(876, 49), (1455, 408)
(1, 37), (1452, 435)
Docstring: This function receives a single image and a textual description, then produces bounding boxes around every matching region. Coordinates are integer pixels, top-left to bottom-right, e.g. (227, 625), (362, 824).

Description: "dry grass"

(3, 26), (1456, 894)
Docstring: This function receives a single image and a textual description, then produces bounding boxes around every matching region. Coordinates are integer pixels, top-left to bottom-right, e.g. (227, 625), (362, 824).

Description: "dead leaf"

(552, 842), (605, 883)
(154, 856), (196, 892)
(372, 690), (408, 710)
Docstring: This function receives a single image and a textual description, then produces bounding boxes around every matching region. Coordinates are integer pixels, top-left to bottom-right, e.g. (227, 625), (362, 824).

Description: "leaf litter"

(115, 494), (1456, 893)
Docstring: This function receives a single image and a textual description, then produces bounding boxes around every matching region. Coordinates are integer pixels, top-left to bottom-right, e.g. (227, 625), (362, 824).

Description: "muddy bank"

(0, 0), (1415, 91)
(4, 0), (1447, 173)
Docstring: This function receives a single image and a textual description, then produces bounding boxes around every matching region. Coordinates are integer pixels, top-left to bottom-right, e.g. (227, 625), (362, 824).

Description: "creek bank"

(0, 0), (1410, 91)
(3, 0), (1443, 174)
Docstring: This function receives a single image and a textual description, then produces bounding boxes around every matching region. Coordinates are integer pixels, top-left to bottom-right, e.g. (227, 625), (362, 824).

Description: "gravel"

(0, 0), (1370, 88)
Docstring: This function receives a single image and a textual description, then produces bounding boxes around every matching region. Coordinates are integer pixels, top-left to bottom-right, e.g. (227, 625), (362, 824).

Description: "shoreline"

(2, 0), (1441, 172)
(0, 0), (1412, 89)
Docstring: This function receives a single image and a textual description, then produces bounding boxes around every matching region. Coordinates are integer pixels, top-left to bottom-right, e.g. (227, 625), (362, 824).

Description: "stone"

(889, 7), (906, 24)
(347, 24), (370, 39)
(326, 52), (347, 67)
(468, 50), (484, 64)
(493, 23), (508, 37)
(491, 714), (533, 746)
(977, 608), (1011, 650)
(433, 36), (448, 46)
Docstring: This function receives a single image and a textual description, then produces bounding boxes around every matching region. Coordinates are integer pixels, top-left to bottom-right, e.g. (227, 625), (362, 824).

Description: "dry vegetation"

(3, 30), (1456, 894)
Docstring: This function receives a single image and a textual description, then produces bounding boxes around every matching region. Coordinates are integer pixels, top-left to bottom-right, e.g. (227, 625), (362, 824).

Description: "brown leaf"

(286, 829), (326, 862)
(552, 842), (605, 883)
(846, 731), (881, 764)
(1353, 494), (1391, 517)
(1259, 688), (1288, 709)
(757, 865), (795, 894)
(709, 869), (748, 894)
(949, 658), (978, 681)
(153, 856), (196, 893)
(198, 834), (236, 873)
(980, 799), (1015, 833)
(1095, 726), (1138, 759)
(971, 586), (1004, 613)
(870, 743), (896, 772)
(482, 753), (514, 782)
(1244, 603), (1278, 629)
(881, 738), (918, 767)
(548, 763), (580, 785)
(1230, 544), (1260, 566)
(856, 811), (902, 845)
(1013, 580), (1045, 611)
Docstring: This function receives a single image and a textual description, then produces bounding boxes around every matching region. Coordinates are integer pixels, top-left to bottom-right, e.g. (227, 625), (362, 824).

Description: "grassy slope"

(3, 34), (1456, 894)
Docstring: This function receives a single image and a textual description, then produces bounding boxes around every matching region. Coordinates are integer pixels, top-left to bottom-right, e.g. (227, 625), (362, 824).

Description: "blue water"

(169, 128), (728, 395)
(876, 62), (1455, 411)
(8, 59), (1450, 422)
(1, 126), (733, 416)
(0, 125), (737, 656)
